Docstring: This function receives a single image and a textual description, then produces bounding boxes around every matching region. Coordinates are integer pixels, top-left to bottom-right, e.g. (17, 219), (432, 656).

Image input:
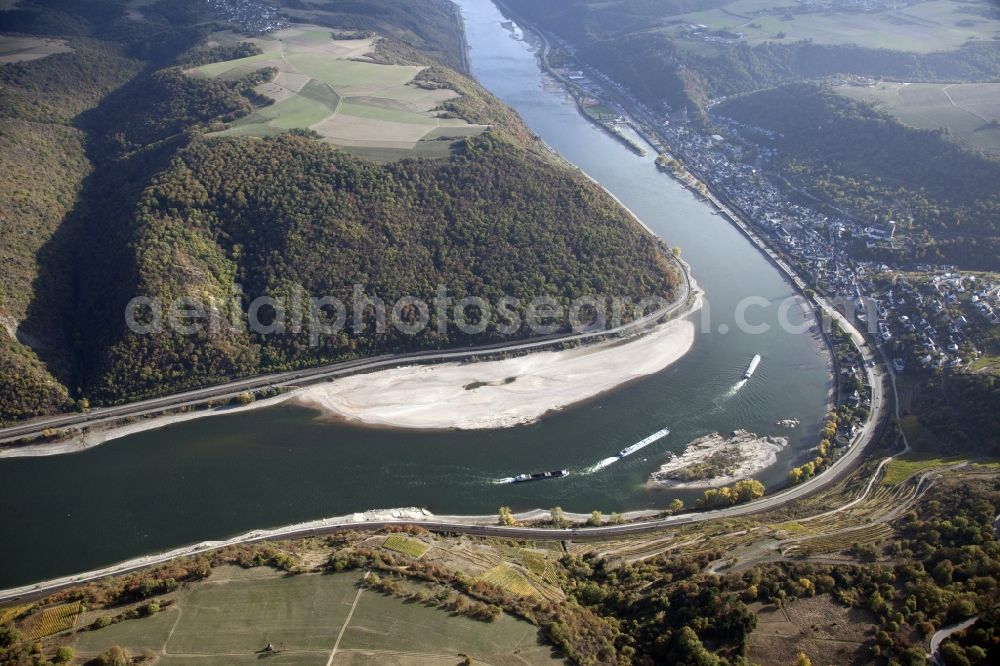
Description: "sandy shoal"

(294, 316), (696, 430)
(3, 295), (699, 456)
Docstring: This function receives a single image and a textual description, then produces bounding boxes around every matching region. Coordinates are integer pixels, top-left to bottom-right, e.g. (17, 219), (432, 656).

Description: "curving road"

(0, 225), (887, 607)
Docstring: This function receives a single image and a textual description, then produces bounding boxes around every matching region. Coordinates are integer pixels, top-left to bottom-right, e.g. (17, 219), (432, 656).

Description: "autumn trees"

(696, 479), (765, 508)
(89, 133), (679, 403)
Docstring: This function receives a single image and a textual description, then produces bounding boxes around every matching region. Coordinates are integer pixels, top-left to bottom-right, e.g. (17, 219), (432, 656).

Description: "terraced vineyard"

(494, 544), (558, 582)
(382, 534), (430, 558)
(562, 466), (948, 568)
(772, 470), (941, 557)
(782, 523), (894, 557)
(18, 602), (82, 641)
(479, 563), (543, 599)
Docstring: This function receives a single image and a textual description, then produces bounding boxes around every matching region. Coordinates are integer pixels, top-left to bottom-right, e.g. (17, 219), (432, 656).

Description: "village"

(207, 0), (285, 34)
(546, 40), (998, 391)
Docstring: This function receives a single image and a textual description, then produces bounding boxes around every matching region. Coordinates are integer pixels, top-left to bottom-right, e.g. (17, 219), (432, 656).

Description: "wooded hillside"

(717, 84), (1000, 270)
(0, 0), (679, 421)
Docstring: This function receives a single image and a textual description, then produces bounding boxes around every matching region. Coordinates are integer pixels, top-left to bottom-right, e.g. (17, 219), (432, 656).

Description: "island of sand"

(295, 316), (696, 430)
(648, 430), (788, 489)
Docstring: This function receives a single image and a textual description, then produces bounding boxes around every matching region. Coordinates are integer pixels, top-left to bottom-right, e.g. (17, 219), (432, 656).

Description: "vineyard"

(494, 544), (559, 583)
(781, 523), (894, 557)
(382, 534), (430, 559)
(772, 474), (927, 557)
(559, 463), (950, 567)
(18, 602), (82, 641)
(479, 563), (543, 599)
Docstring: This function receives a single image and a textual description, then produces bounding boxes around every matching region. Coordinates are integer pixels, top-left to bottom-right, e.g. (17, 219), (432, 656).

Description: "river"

(0, 0), (832, 588)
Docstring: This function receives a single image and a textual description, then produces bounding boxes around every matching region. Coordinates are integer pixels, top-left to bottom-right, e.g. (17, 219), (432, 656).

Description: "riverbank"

(0, 392), (293, 458)
(295, 304), (699, 430)
(2, 278), (701, 453)
(648, 430), (789, 489)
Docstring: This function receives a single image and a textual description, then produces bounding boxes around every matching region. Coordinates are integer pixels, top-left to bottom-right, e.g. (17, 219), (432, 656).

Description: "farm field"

(188, 25), (486, 156)
(71, 568), (558, 664)
(0, 36), (72, 64)
(341, 587), (559, 665)
(835, 81), (1000, 155)
(661, 0), (1000, 53)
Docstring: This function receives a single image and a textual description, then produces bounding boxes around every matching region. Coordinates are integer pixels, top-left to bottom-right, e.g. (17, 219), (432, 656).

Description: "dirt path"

(941, 84), (989, 124)
(326, 571), (368, 666)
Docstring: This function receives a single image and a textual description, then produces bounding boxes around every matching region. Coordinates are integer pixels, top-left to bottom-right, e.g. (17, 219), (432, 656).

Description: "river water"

(0, 0), (832, 588)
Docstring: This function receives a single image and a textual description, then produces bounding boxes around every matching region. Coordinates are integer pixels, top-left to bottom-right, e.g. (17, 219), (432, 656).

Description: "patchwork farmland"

(187, 25), (487, 158)
(836, 81), (1000, 155)
(661, 0), (1000, 53)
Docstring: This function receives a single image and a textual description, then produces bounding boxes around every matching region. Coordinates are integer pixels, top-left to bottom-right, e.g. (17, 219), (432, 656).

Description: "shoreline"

(1, 279), (701, 456)
(294, 304), (699, 430)
(0, 392), (295, 459)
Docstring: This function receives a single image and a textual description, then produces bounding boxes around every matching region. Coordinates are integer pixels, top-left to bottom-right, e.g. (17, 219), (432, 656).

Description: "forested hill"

(717, 84), (1000, 270)
(94, 134), (677, 402)
(0, 0), (680, 422)
(582, 35), (1000, 117)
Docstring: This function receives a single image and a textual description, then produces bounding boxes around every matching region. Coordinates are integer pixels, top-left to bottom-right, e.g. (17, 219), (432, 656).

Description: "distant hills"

(503, 0), (1000, 118)
(502, 0), (1000, 270)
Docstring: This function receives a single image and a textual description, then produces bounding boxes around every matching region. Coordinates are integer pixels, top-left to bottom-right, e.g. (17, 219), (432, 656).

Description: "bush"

(54, 646), (75, 663)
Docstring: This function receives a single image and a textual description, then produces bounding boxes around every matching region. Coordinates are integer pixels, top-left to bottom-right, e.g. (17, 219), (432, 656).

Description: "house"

(866, 221), (896, 241)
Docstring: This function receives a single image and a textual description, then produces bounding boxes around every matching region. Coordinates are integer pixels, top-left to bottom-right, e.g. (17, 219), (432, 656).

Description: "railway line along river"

(0, 0), (833, 588)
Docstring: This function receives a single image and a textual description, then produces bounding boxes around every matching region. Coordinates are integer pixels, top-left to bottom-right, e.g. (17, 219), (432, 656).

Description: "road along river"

(0, 0), (834, 588)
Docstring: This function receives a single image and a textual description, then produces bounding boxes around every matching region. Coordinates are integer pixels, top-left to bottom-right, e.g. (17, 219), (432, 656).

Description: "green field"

(224, 79), (342, 136)
(72, 568), (559, 664)
(342, 588), (557, 664)
(663, 0), (1000, 53)
(882, 452), (964, 485)
(0, 35), (73, 64)
(836, 82), (1000, 155)
(189, 25), (486, 155)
